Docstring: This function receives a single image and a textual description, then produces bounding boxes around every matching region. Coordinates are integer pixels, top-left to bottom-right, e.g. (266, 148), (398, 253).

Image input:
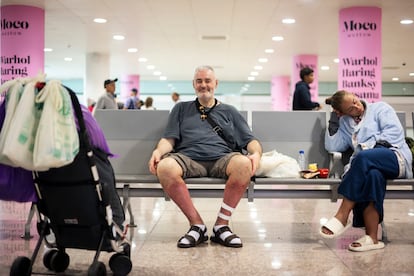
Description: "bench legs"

(381, 221), (388, 243)
(121, 184), (136, 227)
(21, 202), (36, 240)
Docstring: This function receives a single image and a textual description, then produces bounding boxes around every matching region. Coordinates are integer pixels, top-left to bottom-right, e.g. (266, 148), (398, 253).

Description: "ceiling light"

(392, 77), (399, 81)
(250, 71), (259, 76)
(93, 18), (107, 23)
(138, 57), (148, 62)
(264, 49), (274, 53)
(113, 35), (125, 40)
(200, 35), (228, 40)
(153, 71), (162, 76)
(272, 36), (284, 41)
(400, 19), (413, 25)
(160, 76), (167, 80)
(44, 48), (53, 52)
(282, 18), (295, 24)
(128, 48), (138, 53)
(333, 58), (340, 63)
(254, 66), (263, 70)
(248, 76), (255, 81)
(64, 57), (72, 61)
(409, 73), (414, 76)
(146, 65), (155, 70)
(258, 58), (268, 63)
(321, 66), (330, 70)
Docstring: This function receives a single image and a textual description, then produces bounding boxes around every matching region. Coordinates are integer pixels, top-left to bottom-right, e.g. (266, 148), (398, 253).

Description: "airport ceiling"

(2, 0), (414, 83)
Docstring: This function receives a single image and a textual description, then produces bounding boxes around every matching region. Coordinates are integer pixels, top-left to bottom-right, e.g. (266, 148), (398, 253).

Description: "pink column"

(291, 55), (319, 106)
(120, 74), (140, 102)
(1, 5), (44, 84)
(271, 76), (291, 111)
(338, 7), (382, 102)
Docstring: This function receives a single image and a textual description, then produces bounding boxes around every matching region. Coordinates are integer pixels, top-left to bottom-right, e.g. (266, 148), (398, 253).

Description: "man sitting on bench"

(148, 65), (262, 248)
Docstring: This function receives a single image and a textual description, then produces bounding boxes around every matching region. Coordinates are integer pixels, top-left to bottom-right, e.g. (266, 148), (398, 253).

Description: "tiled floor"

(1, 196), (413, 275)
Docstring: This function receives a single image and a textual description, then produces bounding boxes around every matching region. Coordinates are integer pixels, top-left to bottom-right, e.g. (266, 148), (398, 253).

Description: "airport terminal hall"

(1, 0), (414, 275)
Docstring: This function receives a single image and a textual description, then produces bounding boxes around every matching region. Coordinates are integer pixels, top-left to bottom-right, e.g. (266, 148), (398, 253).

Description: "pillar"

(0, 5), (44, 84)
(338, 7), (382, 102)
(119, 74), (140, 102)
(271, 76), (291, 111)
(84, 52), (110, 104)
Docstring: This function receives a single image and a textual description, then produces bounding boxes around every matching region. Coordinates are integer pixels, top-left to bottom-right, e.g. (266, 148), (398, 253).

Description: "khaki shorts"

(162, 152), (241, 179)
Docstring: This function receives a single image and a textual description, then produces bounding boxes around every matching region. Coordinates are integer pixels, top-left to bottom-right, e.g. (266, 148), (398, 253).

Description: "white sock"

(179, 224), (206, 245)
(213, 225), (241, 245)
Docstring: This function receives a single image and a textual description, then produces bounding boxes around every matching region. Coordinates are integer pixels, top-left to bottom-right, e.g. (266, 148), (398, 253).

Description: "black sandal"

(210, 226), (242, 248)
(177, 225), (208, 248)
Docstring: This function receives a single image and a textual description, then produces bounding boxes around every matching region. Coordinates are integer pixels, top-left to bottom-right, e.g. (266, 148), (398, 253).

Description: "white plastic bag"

(0, 79), (26, 166)
(255, 150), (301, 178)
(33, 80), (79, 170)
(2, 81), (42, 170)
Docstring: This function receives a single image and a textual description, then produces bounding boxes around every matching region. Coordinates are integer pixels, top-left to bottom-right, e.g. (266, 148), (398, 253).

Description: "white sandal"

(320, 217), (351, 239)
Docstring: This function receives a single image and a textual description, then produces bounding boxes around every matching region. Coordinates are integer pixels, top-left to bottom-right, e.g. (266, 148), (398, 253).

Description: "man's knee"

(157, 157), (182, 177)
(227, 155), (252, 177)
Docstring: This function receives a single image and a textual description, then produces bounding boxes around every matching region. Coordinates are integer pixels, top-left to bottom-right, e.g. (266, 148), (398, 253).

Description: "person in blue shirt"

(148, 65), (262, 248)
(320, 90), (412, 252)
(292, 67), (321, 110)
(123, 88), (139, 109)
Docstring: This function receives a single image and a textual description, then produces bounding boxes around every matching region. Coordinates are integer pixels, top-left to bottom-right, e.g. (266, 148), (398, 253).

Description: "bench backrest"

(396, 111), (406, 136)
(94, 109), (248, 177)
(94, 110), (170, 176)
(252, 111), (329, 168)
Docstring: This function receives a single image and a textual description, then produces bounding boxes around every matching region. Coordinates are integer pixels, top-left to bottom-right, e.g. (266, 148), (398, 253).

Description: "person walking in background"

(141, 97), (156, 110)
(148, 65), (262, 248)
(94, 78), (118, 112)
(292, 67), (321, 110)
(123, 88), (139, 109)
(320, 90), (412, 251)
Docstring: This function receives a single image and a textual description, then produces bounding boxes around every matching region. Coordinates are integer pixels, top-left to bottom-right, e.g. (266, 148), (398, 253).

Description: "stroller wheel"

(109, 253), (132, 276)
(10, 256), (32, 276)
(43, 248), (58, 270)
(88, 261), (107, 276)
(50, 251), (70, 272)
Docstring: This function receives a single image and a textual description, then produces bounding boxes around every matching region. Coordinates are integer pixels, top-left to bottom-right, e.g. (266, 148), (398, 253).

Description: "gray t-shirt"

(164, 100), (256, 161)
(95, 92), (118, 110)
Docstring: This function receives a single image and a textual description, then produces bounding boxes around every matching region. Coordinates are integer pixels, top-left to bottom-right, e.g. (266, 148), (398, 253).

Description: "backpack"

(405, 136), (414, 174)
(127, 97), (138, 109)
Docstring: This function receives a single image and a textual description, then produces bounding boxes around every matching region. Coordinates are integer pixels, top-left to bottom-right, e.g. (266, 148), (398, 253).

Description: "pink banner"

(291, 55), (318, 104)
(271, 76), (290, 111)
(338, 7), (382, 102)
(1, 5), (44, 84)
(119, 74), (140, 101)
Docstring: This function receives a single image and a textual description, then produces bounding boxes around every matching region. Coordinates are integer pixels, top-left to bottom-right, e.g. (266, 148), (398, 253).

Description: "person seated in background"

(141, 97), (156, 110)
(148, 65), (262, 248)
(171, 92), (180, 105)
(320, 90), (412, 252)
(292, 67), (322, 110)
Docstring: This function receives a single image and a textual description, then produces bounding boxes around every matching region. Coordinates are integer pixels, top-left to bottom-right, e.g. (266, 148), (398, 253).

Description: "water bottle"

(298, 150), (306, 171)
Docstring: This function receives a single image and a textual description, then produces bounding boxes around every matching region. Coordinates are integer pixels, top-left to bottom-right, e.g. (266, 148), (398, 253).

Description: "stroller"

(9, 85), (132, 276)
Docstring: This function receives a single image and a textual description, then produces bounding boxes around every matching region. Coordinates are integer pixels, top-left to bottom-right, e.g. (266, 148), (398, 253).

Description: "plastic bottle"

(298, 150), (306, 171)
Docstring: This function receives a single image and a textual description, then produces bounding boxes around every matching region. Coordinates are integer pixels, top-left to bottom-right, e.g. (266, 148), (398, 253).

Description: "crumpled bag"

(33, 80), (79, 170)
(1, 81), (42, 170)
(255, 150), (301, 178)
(0, 79), (26, 166)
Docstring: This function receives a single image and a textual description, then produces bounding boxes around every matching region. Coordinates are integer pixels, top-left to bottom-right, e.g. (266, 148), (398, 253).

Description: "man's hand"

(149, 149), (162, 175)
